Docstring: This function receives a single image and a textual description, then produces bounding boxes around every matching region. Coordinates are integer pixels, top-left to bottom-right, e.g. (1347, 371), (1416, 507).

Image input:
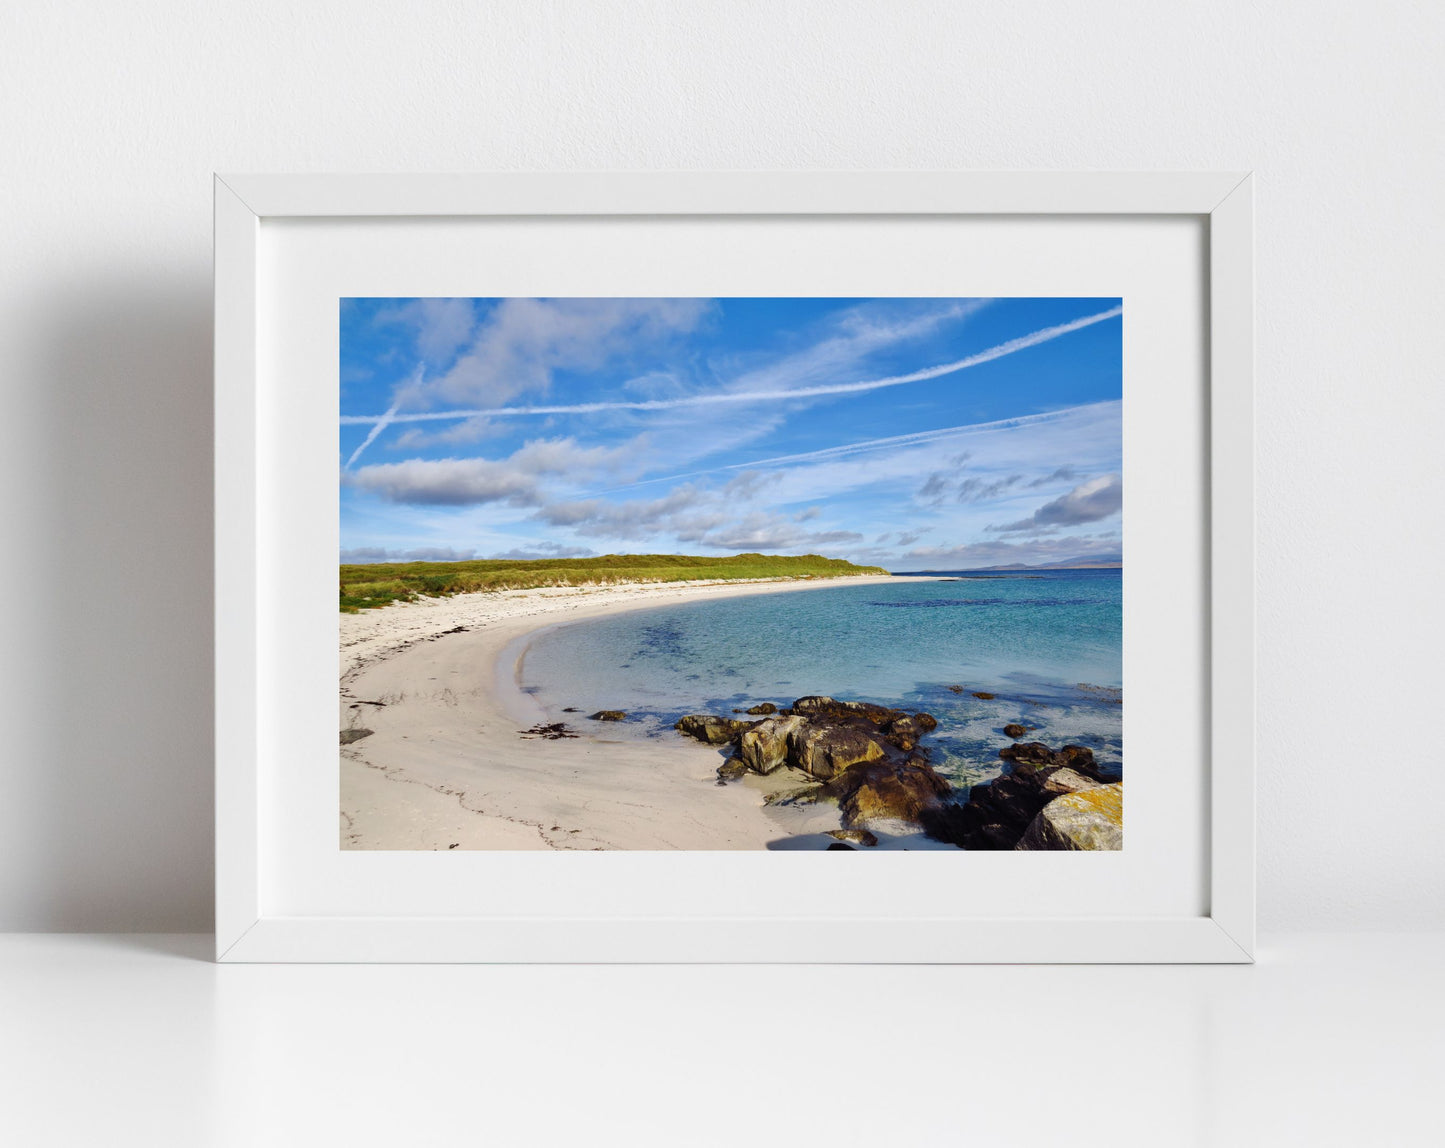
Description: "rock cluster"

(921, 741), (1122, 851)
(674, 696), (953, 830)
(672, 697), (1122, 851)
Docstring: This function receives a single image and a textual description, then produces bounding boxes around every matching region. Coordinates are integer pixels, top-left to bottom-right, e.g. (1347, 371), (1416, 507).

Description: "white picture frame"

(215, 172), (1254, 963)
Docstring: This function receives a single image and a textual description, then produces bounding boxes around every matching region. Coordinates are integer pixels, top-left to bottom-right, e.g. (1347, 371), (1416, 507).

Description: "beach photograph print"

(339, 297), (1123, 852)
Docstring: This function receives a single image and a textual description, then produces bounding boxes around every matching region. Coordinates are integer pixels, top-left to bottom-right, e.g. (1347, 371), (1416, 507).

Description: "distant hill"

(904, 556), (1123, 574)
(339, 552), (890, 612)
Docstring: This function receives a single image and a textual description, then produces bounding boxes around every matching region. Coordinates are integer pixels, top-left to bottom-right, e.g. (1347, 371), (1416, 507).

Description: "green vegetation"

(340, 553), (890, 612)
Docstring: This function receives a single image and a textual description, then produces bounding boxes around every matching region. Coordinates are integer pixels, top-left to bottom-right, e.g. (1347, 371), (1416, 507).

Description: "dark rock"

(972, 691), (996, 700)
(1058, 744), (1098, 774)
(947, 684), (966, 694)
(883, 715), (922, 750)
(833, 756), (952, 828)
(827, 828), (879, 847)
(827, 842), (856, 851)
(745, 702), (778, 715)
(675, 714), (752, 745)
(1000, 741), (1059, 767)
(842, 699), (908, 724)
(1003, 723), (1027, 739)
(918, 802), (970, 847)
(562, 707), (580, 713)
(790, 696), (906, 727)
(912, 712), (938, 732)
(589, 710), (627, 721)
(716, 756), (749, 782)
(340, 728), (374, 745)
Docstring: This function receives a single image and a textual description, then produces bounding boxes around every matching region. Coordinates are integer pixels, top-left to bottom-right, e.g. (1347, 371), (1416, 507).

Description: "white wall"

(2, 0), (1440, 932)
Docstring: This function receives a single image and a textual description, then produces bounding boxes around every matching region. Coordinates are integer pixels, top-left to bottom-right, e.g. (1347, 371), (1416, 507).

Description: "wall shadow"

(24, 273), (214, 930)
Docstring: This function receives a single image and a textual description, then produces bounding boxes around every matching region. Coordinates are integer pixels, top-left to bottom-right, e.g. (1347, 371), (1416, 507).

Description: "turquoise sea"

(519, 569), (1123, 790)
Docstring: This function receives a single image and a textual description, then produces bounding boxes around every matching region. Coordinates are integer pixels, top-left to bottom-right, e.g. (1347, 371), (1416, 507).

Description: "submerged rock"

(340, 728), (374, 745)
(589, 710), (627, 721)
(998, 741), (1101, 777)
(1000, 740), (1058, 767)
(675, 714), (753, 745)
(1017, 783), (1123, 851)
(1003, 723), (1027, 739)
(972, 691), (996, 700)
(764, 783), (824, 806)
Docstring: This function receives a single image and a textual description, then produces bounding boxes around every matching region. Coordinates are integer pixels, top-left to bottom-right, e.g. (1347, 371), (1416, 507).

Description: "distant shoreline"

(895, 563), (1122, 574)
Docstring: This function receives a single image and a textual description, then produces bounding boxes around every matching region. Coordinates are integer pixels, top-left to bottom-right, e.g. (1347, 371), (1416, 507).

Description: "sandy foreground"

(340, 575), (926, 850)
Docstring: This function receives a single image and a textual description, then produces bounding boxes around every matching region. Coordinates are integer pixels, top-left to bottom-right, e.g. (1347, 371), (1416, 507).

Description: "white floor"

(2, 932), (1440, 1147)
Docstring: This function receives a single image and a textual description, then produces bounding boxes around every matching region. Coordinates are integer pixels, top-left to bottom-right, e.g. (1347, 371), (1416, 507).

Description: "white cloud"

(347, 458), (542, 507)
(390, 416), (500, 451)
(988, 474), (1123, 535)
(531, 484), (863, 554)
(347, 437), (629, 507)
(679, 515), (864, 552)
(488, 542), (597, 560)
(535, 486), (716, 540)
(720, 298), (987, 394)
(376, 299), (477, 366)
(428, 298), (712, 408)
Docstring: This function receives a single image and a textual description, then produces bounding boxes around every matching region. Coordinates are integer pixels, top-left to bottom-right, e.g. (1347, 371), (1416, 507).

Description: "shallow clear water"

(520, 570), (1123, 788)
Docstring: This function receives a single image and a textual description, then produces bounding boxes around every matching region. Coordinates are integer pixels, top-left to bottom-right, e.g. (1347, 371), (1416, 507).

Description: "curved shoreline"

(340, 574), (934, 850)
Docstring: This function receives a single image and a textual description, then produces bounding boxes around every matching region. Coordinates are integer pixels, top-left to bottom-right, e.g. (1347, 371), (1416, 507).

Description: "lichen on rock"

(1016, 783), (1123, 851)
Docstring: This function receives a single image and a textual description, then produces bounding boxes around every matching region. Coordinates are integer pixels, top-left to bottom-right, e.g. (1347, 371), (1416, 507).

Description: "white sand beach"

(340, 575), (920, 850)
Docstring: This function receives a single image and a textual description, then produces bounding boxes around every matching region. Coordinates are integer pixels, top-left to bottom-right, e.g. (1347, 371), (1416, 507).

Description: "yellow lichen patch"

(1060, 782), (1123, 823)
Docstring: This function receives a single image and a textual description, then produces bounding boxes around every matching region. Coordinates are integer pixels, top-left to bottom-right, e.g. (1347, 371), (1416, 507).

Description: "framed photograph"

(215, 172), (1253, 962)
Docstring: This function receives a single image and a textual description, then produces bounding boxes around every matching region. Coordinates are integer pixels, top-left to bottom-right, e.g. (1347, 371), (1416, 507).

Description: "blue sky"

(339, 297), (1122, 570)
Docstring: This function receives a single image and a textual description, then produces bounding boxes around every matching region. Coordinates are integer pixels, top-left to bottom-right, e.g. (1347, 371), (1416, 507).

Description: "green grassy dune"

(340, 553), (891, 612)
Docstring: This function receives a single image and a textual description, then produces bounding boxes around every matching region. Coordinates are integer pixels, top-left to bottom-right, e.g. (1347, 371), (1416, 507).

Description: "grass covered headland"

(340, 553), (891, 612)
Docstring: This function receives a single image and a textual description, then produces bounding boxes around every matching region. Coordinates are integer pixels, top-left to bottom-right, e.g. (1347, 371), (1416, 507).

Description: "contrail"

(343, 364), (423, 469)
(339, 305), (1123, 427)
(585, 400), (1120, 496)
